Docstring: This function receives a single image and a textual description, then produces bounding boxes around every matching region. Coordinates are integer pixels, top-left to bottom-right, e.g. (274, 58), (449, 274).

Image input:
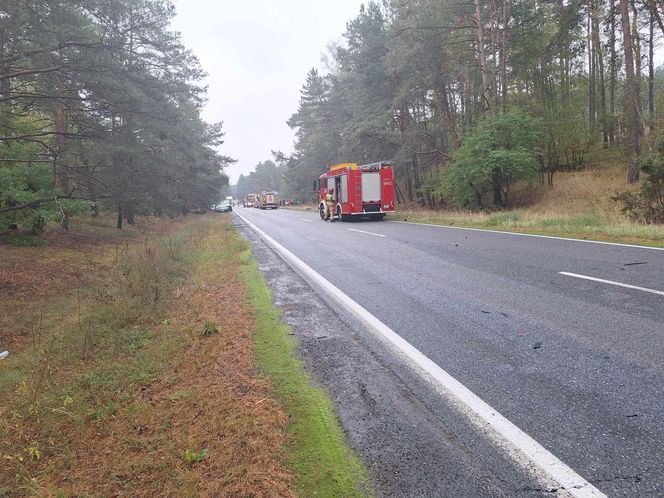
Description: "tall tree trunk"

(500, 0), (509, 111)
(0, 17), (11, 101)
(54, 105), (69, 194)
(620, 0), (640, 183)
(412, 155), (424, 206)
(558, 0), (567, 107)
(405, 166), (413, 202)
(432, 79), (460, 151)
(117, 205), (123, 229)
(489, 0), (499, 111)
(492, 169), (503, 207)
(609, 0), (617, 145)
(592, 4), (608, 148)
(631, 0), (641, 131)
(125, 205), (135, 225)
(588, 2), (596, 135)
(474, 0), (492, 117)
(648, 10), (655, 133)
(445, 83), (461, 149)
(649, 0), (664, 37)
(462, 69), (473, 126)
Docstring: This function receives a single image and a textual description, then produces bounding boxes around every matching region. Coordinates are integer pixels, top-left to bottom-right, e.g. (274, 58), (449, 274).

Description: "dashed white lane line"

(236, 210), (606, 498)
(300, 218), (313, 223)
(348, 228), (386, 238)
(560, 272), (664, 297)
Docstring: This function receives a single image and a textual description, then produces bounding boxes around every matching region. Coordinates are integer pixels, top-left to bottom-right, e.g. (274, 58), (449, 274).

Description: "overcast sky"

(171, 0), (365, 184)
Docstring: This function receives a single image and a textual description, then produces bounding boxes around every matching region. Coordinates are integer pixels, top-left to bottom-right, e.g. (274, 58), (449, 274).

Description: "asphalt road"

(234, 206), (664, 497)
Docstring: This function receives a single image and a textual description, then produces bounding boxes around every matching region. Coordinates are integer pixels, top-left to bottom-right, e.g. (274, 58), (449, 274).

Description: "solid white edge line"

(235, 210), (606, 498)
(348, 228), (386, 237)
(388, 220), (664, 252)
(560, 272), (664, 296)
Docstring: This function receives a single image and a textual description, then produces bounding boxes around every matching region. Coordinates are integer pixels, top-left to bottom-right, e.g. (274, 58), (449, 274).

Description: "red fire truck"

(258, 191), (279, 209)
(243, 193), (257, 207)
(316, 161), (395, 221)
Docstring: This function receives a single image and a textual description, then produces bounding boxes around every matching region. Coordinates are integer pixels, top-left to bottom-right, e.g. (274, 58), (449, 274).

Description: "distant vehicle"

(214, 201), (232, 213)
(243, 193), (257, 207)
(258, 191), (279, 209)
(316, 161), (395, 221)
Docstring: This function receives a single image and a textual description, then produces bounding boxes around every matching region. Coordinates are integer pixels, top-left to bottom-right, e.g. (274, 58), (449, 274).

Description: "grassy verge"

(386, 209), (664, 247)
(0, 214), (371, 496)
(1, 216), (296, 495)
(242, 255), (371, 497)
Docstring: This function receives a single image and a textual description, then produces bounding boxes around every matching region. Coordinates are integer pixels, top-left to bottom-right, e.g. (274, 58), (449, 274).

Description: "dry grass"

(391, 148), (664, 246)
(0, 215), (294, 496)
(0, 214), (191, 353)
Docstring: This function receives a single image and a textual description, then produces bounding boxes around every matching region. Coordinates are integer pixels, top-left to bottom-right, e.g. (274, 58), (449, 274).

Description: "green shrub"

(437, 109), (543, 209)
(613, 143), (664, 224)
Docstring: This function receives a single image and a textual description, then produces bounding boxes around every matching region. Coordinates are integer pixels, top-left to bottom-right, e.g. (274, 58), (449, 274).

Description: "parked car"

(214, 201), (232, 213)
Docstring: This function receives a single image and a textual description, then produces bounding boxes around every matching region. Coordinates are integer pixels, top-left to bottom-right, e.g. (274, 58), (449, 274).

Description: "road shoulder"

(236, 217), (553, 497)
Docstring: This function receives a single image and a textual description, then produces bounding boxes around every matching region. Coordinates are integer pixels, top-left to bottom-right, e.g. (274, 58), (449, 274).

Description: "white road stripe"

(300, 218), (313, 223)
(236, 211), (606, 498)
(348, 228), (386, 238)
(389, 220), (664, 251)
(560, 272), (664, 296)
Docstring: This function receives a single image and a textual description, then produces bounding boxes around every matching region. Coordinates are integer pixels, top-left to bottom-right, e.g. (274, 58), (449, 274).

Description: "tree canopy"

(0, 0), (233, 233)
(275, 0), (664, 209)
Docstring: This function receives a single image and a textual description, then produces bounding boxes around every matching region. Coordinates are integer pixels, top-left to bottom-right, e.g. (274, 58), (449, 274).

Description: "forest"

(238, 0), (664, 224)
(0, 0), (231, 235)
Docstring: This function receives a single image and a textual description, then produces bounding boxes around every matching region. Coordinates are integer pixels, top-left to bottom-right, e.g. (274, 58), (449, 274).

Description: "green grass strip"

(240, 249), (372, 497)
(386, 213), (664, 249)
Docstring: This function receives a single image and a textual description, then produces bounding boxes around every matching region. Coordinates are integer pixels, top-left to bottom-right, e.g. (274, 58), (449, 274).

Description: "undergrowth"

(0, 216), (297, 496)
(0, 220), (206, 494)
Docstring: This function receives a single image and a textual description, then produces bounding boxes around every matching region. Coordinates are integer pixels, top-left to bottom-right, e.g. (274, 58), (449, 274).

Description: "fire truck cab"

(316, 161), (395, 221)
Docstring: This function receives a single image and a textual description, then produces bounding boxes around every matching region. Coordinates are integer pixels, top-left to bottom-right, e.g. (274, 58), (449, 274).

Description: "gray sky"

(171, 0), (365, 183)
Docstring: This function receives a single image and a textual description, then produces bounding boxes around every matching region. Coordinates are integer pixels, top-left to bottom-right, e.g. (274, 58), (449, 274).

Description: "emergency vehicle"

(258, 191), (279, 209)
(243, 193), (257, 207)
(316, 161), (395, 221)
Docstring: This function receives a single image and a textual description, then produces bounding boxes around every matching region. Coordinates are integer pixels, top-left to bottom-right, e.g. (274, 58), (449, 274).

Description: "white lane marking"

(300, 218), (313, 223)
(560, 272), (664, 297)
(236, 211), (605, 498)
(348, 228), (386, 238)
(389, 220), (664, 252)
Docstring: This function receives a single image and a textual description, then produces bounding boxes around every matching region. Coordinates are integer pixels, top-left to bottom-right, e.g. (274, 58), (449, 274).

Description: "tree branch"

(0, 66), (64, 81)
(0, 195), (107, 214)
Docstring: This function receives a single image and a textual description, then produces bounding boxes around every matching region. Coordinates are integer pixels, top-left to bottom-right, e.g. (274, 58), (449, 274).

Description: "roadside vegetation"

(0, 214), (369, 496)
(388, 147), (664, 247)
